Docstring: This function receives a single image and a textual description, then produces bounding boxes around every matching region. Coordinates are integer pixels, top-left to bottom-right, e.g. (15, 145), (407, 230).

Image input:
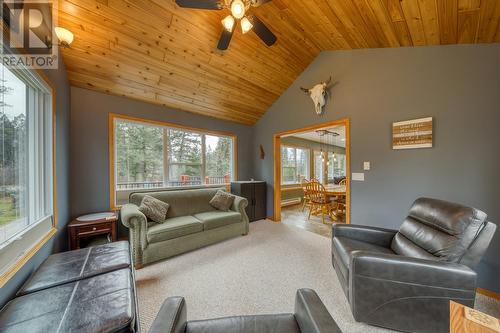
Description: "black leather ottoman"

(0, 241), (139, 332)
(18, 241), (131, 296)
(0, 269), (135, 333)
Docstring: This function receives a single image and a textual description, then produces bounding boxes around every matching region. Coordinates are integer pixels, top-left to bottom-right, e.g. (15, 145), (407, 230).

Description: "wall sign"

(392, 117), (433, 149)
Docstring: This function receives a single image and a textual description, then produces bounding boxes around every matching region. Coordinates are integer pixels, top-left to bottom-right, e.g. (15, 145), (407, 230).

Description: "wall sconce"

(54, 27), (74, 48)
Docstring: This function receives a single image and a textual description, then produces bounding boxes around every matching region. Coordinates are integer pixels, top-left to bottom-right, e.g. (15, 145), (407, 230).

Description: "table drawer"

(77, 223), (112, 235)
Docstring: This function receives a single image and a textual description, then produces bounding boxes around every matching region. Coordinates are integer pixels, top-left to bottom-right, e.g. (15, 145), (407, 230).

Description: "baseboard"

(476, 287), (500, 300)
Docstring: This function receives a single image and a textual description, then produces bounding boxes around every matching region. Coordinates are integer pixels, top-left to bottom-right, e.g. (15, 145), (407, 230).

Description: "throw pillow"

(139, 195), (169, 223)
(209, 190), (235, 211)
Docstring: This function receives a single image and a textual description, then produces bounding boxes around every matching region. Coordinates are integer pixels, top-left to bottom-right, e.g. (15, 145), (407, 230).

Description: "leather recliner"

(148, 289), (342, 333)
(331, 197), (496, 333)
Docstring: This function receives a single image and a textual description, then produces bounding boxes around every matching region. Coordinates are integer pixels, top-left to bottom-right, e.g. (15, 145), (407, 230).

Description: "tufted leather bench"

(0, 241), (139, 333)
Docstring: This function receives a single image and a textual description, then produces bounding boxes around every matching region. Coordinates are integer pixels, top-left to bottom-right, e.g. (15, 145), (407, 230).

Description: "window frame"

(109, 113), (238, 210)
(280, 145), (310, 186)
(0, 66), (57, 288)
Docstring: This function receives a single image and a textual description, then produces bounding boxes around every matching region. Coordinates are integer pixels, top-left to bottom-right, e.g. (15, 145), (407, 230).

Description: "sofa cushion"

(332, 237), (394, 281)
(209, 190), (235, 211)
(194, 211), (242, 230)
(130, 188), (224, 218)
(147, 216), (203, 243)
(139, 195), (169, 223)
(391, 197), (487, 262)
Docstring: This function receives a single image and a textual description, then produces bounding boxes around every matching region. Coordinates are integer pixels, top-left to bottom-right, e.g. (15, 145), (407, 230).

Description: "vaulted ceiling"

(58, 0), (500, 125)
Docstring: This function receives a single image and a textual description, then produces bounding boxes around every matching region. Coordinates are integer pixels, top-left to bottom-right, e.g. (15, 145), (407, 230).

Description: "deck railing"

(117, 175), (231, 190)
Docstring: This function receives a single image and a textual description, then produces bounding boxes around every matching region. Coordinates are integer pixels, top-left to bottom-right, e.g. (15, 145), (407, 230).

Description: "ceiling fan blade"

(217, 28), (234, 50)
(175, 0), (223, 10)
(247, 15), (277, 46)
(251, 0), (272, 7)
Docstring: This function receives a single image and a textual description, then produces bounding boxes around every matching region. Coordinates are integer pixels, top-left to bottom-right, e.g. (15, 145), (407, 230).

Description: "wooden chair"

(300, 179), (311, 212)
(332, 178), (347, 220)
(306, 180), (333, 224)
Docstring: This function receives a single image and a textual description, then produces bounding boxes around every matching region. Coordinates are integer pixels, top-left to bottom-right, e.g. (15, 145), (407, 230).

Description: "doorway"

(273, 119), (350, 228)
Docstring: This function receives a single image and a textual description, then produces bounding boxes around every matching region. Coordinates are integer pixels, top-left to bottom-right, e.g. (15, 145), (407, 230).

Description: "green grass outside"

(0, 196), (20, 225)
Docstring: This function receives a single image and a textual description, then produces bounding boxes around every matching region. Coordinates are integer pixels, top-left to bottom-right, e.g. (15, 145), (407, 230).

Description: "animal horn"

(325, 76), (332, 85)
(300, 87), (310, 93)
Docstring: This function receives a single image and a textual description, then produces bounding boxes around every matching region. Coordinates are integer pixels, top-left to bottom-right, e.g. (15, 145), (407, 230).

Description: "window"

(0, 63), (55, 284)
(281, 146), (309, 185)
(328, 152), (346, 179)
(112, 116), (236, 207)
(314, 150), (326, 184)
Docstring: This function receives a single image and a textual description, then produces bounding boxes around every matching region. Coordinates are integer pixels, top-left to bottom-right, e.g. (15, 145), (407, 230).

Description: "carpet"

(136, 220), (499, 332)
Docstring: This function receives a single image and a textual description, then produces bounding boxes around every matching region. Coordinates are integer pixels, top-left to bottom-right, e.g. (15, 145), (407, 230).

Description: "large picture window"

(281, 146), (309, 185)
(0, 63), (55, 284)
(112, 116), (236, 207)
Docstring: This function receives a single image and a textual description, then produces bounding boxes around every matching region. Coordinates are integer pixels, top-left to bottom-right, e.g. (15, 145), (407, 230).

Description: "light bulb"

(221, 15), (235, 32)
(231, 0), (245, 19)
(240, 17), (253, 34)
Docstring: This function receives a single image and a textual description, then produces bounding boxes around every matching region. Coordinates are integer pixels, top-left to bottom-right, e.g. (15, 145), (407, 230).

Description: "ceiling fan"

(175, 0), (277, 50)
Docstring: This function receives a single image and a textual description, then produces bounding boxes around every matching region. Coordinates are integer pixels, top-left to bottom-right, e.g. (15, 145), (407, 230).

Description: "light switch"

(352, 173), (365, 181)
(363, 162), (370, 170)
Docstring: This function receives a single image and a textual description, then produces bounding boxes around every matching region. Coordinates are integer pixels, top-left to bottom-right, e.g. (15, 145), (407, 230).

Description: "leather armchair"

(149, 289), (342, 333)
(332, 197), (496, 333)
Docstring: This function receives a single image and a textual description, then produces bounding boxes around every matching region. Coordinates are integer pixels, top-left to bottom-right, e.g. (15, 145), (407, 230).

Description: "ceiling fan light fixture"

(240, 17), (253, 34)
(231, 0), (245, 19)
(221, 15), (235, 32)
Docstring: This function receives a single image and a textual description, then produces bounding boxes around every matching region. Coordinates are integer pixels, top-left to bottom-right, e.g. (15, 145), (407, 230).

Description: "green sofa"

(120, 187), (249, 268)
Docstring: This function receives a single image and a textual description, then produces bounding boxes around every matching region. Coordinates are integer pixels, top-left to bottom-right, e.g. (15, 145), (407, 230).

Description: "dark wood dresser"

(231, 181), (266, 222)
(68, 213), (118, 250)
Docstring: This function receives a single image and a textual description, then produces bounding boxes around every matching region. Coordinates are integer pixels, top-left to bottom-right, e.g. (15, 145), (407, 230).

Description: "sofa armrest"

(349, 251), (477, 330)
(294, 289), (342, 333)
(231, 195), (249, 234)
(120, 204), (148, 267)
(332, 224), (397, 248)
(149, 297), (187, 333)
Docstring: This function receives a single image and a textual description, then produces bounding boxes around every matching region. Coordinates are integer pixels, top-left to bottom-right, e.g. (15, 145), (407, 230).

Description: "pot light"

(55, 27), (74, 48)
(231, 0), (245, 19)
(240, 17), (253, 34)
(221, 15), (235, 32)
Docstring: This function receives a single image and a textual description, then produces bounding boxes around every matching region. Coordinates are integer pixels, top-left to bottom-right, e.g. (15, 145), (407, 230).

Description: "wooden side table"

(68, 213), (118, 250)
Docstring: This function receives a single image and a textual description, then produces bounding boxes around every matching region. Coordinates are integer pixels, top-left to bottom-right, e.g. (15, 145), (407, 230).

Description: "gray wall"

(0, 56), (71, 307)
(252, 44), (500, 293)
(70, 87), (254, 223)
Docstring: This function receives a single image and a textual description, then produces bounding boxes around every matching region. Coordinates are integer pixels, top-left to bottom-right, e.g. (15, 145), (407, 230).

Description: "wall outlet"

(363, 161), (370, 170)
(352, 173), (365, 181)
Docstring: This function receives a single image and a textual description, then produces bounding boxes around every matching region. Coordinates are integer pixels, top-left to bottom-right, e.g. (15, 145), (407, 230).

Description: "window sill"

(0, 227), (57, 288)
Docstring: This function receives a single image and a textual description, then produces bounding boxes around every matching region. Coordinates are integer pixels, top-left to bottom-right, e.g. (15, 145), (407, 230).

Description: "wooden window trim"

(0, 69), (58, 288)
(109, 113), (238, 210)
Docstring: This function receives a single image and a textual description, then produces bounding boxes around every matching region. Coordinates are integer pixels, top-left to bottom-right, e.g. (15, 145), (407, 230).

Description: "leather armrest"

(294, 289), (342, 333)
(350, 251), (477, 291)
(149, 297), (187, 333)
(332, 224), (397, 248)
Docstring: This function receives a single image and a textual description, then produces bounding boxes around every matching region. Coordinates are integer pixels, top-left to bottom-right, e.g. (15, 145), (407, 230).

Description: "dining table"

(324, 184), (347, 221)
(324, 184), (347, 197)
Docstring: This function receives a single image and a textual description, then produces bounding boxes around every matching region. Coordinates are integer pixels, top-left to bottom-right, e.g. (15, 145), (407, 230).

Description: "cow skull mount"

(300, 76), (332, 115)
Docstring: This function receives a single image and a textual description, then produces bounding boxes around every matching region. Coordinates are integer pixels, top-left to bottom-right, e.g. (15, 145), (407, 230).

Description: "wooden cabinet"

(231, 181), (266, 222)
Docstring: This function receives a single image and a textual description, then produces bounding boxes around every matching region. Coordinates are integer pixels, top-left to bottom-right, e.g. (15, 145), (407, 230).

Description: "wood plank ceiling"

(58, 0), (500, 125)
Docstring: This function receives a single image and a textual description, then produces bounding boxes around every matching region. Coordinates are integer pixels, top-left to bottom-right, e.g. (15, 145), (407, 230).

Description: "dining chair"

(306, 180), (333, 224)
(300, 178), (311, 212)
(332, 179), (347, 219)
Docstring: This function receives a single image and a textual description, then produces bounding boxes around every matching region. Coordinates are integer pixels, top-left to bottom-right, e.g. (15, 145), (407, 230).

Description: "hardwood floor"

(281, 204), (346, 238)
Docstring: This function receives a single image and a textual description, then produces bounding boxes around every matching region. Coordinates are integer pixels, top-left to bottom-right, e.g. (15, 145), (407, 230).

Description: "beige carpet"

(136, 220), (499, 332)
